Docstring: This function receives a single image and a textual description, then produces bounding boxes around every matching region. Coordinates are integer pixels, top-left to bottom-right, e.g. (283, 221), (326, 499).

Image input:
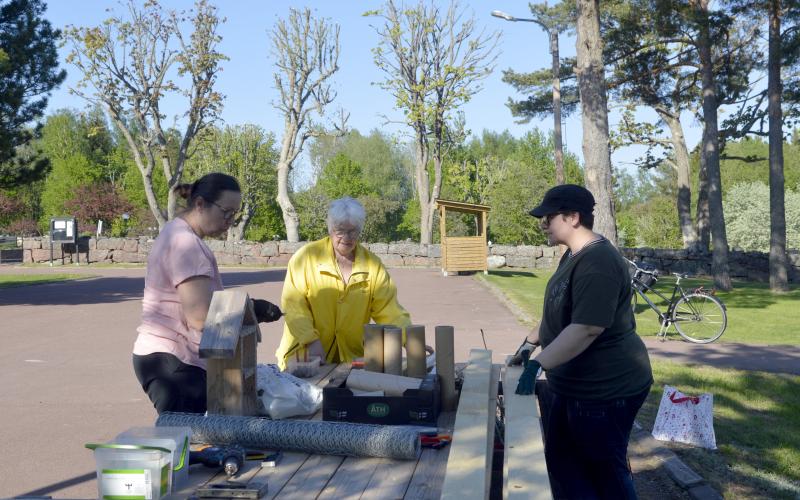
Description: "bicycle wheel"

(671, 292), (727, 343)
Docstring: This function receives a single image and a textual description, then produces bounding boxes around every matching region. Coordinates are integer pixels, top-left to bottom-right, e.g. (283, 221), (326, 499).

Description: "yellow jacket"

(276, 237), (411, 370)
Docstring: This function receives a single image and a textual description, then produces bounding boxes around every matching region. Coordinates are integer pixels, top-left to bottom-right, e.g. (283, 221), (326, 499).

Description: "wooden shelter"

(199, 290), (262, 415)
(435, 199), (491, 276)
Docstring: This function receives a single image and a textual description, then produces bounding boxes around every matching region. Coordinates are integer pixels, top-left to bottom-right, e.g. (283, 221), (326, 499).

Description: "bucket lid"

(85, 443), (171, 453)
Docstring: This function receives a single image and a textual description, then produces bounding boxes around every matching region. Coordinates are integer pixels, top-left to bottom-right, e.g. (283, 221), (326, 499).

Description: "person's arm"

(370, 263), (411, 327)
(534, 323), (603, 369)
(176, 276), (214, 331)
(281, 255), (321, 355)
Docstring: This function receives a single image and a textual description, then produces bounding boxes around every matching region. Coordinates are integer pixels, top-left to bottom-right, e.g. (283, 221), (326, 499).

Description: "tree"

(317, 153), (369, 200)
(270, 7), (345, 242)
(723, 182), (800, 252)
(0, 0), (65, 184)
(64, 182), (134, 234)
(64, 0), (226, 230)
(187, 124), (280, 241)
(498, 1), (575, 184)
(575, 0), (617, 244)
(369, 0), (500, 244)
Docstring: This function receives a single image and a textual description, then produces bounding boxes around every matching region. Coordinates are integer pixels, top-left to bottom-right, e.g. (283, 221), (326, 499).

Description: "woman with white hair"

(275, 197), (411, 371)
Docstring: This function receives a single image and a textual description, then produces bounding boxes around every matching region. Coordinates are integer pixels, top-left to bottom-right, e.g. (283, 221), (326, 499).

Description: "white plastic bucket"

(114, 426), (191, 488)
(86, 443), (172, 500)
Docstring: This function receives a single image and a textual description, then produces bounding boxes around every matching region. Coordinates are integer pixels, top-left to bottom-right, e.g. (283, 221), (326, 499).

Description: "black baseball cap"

(529, 184), (595, 218)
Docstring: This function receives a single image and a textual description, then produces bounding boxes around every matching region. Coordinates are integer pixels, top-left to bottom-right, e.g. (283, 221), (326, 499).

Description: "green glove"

(515, 350), (541, 396)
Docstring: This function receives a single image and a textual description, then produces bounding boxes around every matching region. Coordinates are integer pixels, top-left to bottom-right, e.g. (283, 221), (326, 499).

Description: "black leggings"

(132, 352), (207, 414)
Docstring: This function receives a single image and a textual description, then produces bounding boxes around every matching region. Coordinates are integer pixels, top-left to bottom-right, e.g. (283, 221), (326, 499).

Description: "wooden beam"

(441, 349), (495, 500)
(502, 363), (551, 499)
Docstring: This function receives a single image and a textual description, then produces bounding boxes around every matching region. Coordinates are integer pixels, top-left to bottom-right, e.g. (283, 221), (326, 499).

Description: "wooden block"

(441, 349), (494, 500)
(364, 324), (384, 373)
(435, 326), (457, 411)
(383, 326), (403, 376)
(503, 362), (551, 500)
(406, 324), (427, 379)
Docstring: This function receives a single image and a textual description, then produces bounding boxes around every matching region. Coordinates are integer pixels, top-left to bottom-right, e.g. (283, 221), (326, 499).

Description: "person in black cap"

(507, 184), (653, 499)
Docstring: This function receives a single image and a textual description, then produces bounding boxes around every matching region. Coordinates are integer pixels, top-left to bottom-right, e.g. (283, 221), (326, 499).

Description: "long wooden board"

(440, 349), (494, 500)
(502, 364), (551, 499)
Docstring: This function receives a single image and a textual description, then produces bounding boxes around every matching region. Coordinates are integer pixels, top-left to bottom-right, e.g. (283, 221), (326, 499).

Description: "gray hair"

(327, 197), (366, 232)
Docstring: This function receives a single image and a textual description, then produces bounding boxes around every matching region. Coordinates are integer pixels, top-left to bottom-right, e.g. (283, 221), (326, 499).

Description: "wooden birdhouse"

(200, 290), (261, 416)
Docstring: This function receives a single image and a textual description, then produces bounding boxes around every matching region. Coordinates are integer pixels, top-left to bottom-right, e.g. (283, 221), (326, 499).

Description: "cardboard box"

(323, 371), (441, 425)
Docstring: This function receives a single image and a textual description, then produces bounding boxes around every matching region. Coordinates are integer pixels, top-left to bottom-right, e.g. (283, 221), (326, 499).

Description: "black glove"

(252, 299), (283, 323)
(507, 339), (537, 366)
(515, 350), (541, 396)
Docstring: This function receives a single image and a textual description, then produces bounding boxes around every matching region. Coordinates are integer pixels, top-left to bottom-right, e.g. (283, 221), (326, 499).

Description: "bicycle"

(625, 258), (728, 343)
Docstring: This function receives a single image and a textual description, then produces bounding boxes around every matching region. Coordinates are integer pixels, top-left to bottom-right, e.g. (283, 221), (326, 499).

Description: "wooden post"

(435, 325), (457, 411)
(364, 323), (385, 373)
(383, 326), (403, 376)
(406, 325), (427, 378)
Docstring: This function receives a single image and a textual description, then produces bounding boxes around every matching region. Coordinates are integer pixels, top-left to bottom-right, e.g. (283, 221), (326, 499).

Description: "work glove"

(514, 350), (542, 396)
(507, 338), (537, 366)
(251, 299), (283, 323)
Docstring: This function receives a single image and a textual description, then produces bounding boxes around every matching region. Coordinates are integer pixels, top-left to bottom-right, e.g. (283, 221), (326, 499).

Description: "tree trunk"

(575, 0), (617, 244)
(415, 132), (432, 244)
(227, 202), (252, 241)
(657, 108), (697, 248)
(768, 0), (789, 292)
(695, 151), (710, 250)
(276, 160), (300, 242)
(695, 0), (731, 290)
(551, 30), (565, 185)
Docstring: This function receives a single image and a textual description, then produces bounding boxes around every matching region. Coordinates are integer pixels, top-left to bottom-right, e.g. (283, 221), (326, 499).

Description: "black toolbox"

(322, 370), (441, 426)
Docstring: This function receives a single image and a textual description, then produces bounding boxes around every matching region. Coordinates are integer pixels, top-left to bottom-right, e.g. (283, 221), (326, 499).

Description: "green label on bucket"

(161, 464), (169, 495)
(367, 403), (390, 418)
(100, 468), (148, 499)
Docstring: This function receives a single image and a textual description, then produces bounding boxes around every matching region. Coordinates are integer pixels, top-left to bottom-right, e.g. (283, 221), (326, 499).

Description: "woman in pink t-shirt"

(133, 173), (282, 414)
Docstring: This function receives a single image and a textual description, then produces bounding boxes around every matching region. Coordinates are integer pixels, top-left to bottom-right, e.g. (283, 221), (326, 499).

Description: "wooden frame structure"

(435, 199), (491, 276)
(199, 290), (262, 416)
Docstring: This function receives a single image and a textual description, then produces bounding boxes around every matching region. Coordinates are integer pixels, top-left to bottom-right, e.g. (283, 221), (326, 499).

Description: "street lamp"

(490, 10), (535, 23)
(491, 7), (566, 185)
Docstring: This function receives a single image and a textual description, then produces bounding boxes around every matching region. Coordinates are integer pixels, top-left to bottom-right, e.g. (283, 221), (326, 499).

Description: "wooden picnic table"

(166, 350), (551, 499)
(166, 362), (457, 500)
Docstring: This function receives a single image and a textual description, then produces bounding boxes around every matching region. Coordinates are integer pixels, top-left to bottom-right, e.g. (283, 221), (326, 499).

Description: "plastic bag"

(256, 364), (322, 419)
(651, 384), (717, 449)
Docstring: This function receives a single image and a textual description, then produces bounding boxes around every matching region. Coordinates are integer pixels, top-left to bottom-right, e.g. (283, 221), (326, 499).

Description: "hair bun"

(173, 183), (193, 200)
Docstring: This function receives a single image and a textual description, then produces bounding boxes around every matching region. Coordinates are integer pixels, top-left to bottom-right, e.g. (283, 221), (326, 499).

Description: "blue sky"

(43, 0), (698, 181)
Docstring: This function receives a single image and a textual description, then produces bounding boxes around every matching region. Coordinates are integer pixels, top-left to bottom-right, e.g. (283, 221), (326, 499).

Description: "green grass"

(479, 269), (800, 345)
(641, 360), (800, 499)
(0, 273), (87, 288)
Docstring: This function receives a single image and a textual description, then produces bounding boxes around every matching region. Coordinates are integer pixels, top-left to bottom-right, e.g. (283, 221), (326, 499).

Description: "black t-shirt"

(539, 239), (653, 400)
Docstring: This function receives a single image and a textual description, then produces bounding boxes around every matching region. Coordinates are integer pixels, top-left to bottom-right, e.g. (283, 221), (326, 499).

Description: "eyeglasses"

(211, 201), (240, 221)
(332, 228), (360, 240)
(540, 212), (566, 229)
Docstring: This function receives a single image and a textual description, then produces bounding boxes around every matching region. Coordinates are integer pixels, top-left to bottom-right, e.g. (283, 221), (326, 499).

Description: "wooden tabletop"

(167, 363), (455, 500)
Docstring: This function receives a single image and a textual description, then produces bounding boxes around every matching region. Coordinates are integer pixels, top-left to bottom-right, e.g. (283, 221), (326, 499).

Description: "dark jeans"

(132, 352), (207, 414)
(542, 387), (650, 500)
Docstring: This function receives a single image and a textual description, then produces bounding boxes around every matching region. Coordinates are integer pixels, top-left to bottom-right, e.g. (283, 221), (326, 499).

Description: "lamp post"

(492, 9), (565, 185)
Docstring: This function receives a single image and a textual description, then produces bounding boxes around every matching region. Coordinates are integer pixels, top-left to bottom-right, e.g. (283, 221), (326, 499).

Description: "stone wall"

(18, 236), (799, 283)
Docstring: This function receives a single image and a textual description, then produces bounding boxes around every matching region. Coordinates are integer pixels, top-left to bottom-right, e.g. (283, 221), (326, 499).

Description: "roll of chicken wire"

(156, 412), (421, 460)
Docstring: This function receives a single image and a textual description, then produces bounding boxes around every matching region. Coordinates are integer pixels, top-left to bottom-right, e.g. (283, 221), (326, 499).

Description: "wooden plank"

(440, 349), (494, 500)
(404, 411), (457, 499)
(502, 364), (551, 500)
(200, 290), (250, 358)
(317, 454), (382, 499)
(359, 457), (417, 500)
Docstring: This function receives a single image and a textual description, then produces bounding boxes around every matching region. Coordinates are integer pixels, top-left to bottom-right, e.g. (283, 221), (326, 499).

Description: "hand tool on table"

(190, 444), (246, 477)
(419, 431), (452, 449)
(194, 480), (268, 499)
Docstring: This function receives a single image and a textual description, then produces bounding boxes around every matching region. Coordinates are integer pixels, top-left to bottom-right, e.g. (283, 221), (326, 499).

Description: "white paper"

(53, 221), (66, 229)
(66, 221), (74, 237)
(100, 468), (150, 499)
